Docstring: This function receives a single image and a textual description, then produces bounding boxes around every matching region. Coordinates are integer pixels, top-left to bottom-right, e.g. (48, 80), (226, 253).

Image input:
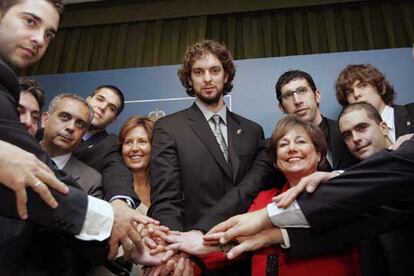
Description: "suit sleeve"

(148, 120), (184, 230)
(100, 135), (137, 203)
(298, 138), (414, 232)
(194, 130), (283, 232)
(0, 83), (88, 235)
(286, 209), (414, 258)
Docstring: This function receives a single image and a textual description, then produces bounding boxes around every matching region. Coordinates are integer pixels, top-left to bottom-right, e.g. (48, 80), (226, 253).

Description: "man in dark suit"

(0, 1), (159, 274)
(73, 85), (136, 204)
(148, 40), (277, 275)
(41, 93), (103, 198)
(337, 102), (414, 276)
(206, 127), (414, 266)
(336, 64), (414, 142)
(275, 70), (357, 170)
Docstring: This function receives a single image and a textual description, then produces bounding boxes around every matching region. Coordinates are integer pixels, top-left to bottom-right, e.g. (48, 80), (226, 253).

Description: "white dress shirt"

(51, 150), (114, 241)
(195, 99), (228, 145)
(381, 105), (396, 143)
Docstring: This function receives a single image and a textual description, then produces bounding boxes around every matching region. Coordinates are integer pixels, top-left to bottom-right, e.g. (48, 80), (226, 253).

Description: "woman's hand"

(165, 230), (219, 256)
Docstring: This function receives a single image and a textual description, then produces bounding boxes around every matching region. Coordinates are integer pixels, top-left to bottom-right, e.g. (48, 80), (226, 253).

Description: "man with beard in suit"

(148, 40), (277, 275)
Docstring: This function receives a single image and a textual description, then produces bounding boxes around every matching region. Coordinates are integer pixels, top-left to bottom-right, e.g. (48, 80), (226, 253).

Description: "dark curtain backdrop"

(25, 0), (414, 75)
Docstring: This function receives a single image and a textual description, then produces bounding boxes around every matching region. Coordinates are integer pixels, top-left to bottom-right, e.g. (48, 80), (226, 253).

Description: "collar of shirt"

(381, 105), (396, 143)
(51, 152), (72, 170)
(83, 132), (95, 141)
(195, 99), (228, 125)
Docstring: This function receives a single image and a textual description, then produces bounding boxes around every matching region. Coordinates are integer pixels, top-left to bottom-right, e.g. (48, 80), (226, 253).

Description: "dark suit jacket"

(297, 137), (414, 230)
(0, 59), (88, 233)
(73, 130), (137, 204)
(323, 117), (357, 170)
(394, 103), (414, 137)
(64, 156), (103, 199)
(285, 139), (414, 273)
(0, 59), (90, 274)
(148, 103), (278, 232)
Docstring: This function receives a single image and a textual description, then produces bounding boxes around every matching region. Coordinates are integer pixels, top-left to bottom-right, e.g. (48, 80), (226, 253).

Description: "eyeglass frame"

(278, 86), (313, 102)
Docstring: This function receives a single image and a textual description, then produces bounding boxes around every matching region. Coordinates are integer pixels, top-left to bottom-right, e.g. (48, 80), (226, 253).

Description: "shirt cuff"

(110, 195), (136, 208)
(279, 228), (290, 249)
(75, 195), (114, 241)
(266, 200), (310, 228)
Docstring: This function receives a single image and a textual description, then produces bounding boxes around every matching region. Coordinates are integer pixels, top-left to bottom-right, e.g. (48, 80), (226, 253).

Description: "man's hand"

(225, 228), (283, 260)
(131, 237), (174, 266)
(391, 133), (414, 150)
(0, 140), (69, 219)
(165, 230), (218, 256)
(143, 253), (195, 276)
(108, 200), (159, 260)
(204, 208), (273, 245)
(272, 171), (337, 208)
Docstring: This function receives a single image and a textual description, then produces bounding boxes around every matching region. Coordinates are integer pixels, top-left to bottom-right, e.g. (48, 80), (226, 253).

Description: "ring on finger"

(34, 180), (43, 188)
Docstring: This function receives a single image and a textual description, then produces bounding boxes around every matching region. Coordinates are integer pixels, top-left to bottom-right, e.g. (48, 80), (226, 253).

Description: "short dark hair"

(19, 78), (45, 110)
(0, 0), (64, 14)
(275, 70), (318, 103)
(339, 102), (383, 125)
(268, 115), (327, 171)
(336, 64), (395, 106)
(177, 40), (236, 97)
(91, 85), (125, 116)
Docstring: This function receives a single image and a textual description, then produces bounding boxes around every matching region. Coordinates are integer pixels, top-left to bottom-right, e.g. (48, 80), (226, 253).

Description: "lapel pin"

(237, 129), (242, 134)
(407, 121), (411, 127)
(88, 145), (94, 149)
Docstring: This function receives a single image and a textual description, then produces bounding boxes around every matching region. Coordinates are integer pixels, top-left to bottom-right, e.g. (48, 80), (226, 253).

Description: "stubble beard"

(197, 89), (224, 106)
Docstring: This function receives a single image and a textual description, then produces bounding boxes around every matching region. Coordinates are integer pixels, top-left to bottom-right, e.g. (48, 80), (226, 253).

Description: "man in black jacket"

(276, 70), (357, 170)
(0, 1), (157, 274)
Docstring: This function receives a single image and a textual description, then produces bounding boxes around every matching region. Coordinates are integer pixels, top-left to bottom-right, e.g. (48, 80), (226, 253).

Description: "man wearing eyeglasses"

(275, 70), (356, 170)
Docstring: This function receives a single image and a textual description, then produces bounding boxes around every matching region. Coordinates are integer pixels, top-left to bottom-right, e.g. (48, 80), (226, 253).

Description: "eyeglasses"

(280, 86), (311, 102)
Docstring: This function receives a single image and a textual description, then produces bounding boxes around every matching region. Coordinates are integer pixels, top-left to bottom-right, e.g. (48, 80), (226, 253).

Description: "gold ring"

(34, 180), (42, 188)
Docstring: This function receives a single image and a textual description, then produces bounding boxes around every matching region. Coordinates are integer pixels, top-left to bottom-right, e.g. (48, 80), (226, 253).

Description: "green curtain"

(25, 0), (414, 75)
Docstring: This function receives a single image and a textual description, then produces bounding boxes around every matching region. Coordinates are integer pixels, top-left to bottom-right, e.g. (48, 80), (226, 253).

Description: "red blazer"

(201, 185), (361, 276)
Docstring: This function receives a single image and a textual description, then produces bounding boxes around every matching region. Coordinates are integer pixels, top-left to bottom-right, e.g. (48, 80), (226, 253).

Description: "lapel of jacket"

(188, 104), (232, 180)
(75, 130), (108, 153)
(63, 156), (81, 182)
(393, 105), (413, 137)
(325, 117), (344, 170)
(227, 111), (242, 184)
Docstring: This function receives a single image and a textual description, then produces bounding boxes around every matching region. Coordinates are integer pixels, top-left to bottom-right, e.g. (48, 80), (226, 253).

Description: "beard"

(196, 89), (223, 105)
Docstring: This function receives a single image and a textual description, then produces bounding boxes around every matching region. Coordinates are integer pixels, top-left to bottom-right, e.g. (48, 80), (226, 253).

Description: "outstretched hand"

(272, 171), (338, 208)
(165, 230), (219, 256)
(204, 208), (273, 245)
(108, 200), (160, 260)
(225, 227), (283, 260)
(0, 140), (69, 219)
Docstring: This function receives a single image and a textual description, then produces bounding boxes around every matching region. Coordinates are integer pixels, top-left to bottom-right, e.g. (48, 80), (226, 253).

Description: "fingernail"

(307, 186), (315, 192)
(21, 213), (28, 220)
(52, 201), (58, 208)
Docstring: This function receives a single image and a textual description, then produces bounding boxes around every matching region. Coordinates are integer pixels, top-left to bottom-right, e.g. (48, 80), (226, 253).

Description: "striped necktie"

(212, 114), (228, 162)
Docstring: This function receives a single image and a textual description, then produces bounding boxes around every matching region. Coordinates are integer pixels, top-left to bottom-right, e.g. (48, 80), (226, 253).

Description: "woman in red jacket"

(165, 115), (360, 276)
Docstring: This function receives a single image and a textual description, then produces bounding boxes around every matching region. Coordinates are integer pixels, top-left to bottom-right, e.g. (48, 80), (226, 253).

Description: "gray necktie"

(212, 115), (228, 162)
